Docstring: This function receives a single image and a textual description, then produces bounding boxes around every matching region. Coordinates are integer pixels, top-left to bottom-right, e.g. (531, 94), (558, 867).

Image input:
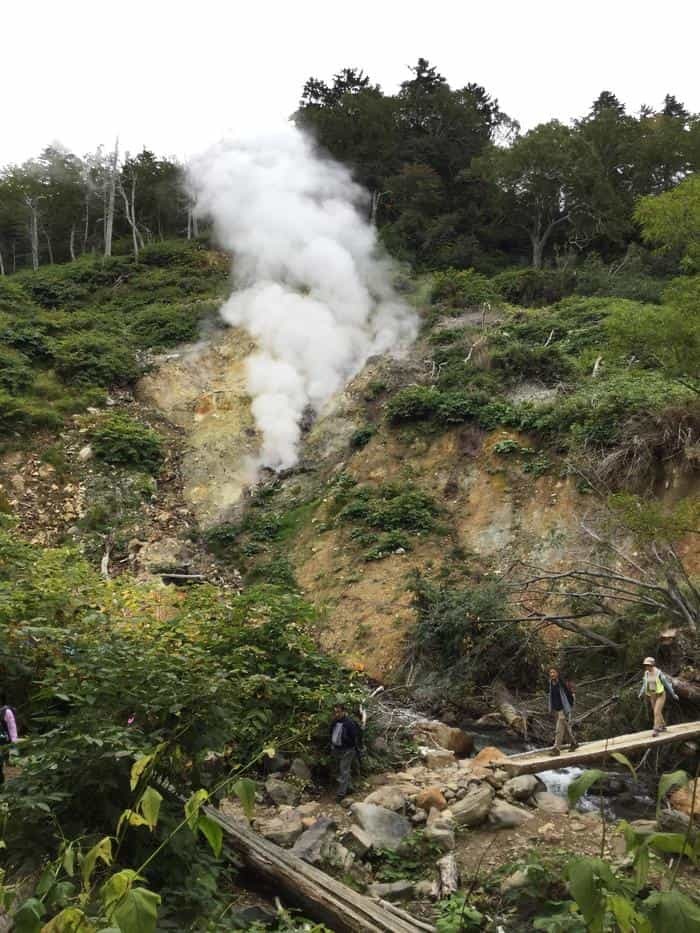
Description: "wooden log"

(432, 853), (459, 900)
(493, 680), (527, 736)
(672, 676), (700, 704)
(204, 806), (432, 933)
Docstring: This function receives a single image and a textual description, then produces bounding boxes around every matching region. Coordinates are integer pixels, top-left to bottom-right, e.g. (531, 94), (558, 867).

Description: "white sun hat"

(643, 657), (656, 666)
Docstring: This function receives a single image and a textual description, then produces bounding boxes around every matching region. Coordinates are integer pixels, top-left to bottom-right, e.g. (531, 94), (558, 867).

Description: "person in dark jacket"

(548, 668), (578, 756)
(330, 703), (361, 801)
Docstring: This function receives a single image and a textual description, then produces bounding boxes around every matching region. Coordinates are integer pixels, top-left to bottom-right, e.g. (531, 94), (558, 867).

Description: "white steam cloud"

(189, 127), (417, 470)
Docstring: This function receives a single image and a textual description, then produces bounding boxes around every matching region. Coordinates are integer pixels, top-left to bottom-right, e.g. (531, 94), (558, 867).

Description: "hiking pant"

(648, 691), (666, 731)
(554, 711), (575, 750)
(332, 747), (357, 797)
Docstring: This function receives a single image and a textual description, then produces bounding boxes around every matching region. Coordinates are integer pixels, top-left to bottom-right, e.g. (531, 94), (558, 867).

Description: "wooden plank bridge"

(499, 720), (700, 776)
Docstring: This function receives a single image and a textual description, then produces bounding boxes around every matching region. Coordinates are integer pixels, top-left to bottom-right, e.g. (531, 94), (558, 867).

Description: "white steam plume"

(189, 127), (417, 470)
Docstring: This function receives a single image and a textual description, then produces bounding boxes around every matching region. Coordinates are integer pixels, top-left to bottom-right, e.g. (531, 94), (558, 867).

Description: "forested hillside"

(0, 59), (699, 933)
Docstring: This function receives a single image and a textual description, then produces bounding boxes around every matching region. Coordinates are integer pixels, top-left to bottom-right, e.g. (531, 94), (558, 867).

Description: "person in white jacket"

(639, 657), (679, 735)
(0, 700), (19, 784)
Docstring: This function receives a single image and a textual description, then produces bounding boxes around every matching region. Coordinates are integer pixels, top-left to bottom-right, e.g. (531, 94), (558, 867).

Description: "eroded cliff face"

(136, 327), (699, 683)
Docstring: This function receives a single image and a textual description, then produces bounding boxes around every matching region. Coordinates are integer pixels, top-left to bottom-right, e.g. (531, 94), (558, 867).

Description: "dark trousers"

(332, 747), (357, 797)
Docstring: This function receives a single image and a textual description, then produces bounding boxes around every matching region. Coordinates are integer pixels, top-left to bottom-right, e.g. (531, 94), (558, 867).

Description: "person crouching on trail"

(330, 703), (361, 802)
(548, 668), (578, 756)
(640, 657), (678, 735)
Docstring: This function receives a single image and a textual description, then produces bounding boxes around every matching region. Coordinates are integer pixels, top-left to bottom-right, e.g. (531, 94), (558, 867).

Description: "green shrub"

(386, 386), (442, 422)
(91, 414), (163, 472)
(0, 346), (34, 394)
(350, 425), (376, 450)
(431, 268), (499, 309)
(386, 385), (518, 431)
(336, 483), (438, 535)
(0, 392), (62, 435)
(491, 340), (574, 384)
(493, 267), (575, 306)
(0, 277), (39, 315)
(129, 302), (206, 349)
(52, 332), (140, 386)
(574, 252), (665, 303)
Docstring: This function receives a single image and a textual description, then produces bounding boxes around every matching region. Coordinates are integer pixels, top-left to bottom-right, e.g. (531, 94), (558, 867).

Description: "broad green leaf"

(80, 837), (112, 890)
(138, 786), (162, 831)
(129, 754), (154, 792)
(263, 745), (276, 758)
(567, 769), (605, 808)
(62, 845), (76, 878)
(112, 887), (160, 933)
(101, 869), (140, 913)
(36, 866), (56, 897)
(610, 752), (637, 781)
(634, 843), (650, 890)
(232, 778), (256, 820)
(40, 907), (96, 932)
(644, 889), (700, 932)
(197, 814), (223, 858)
(184, 789), (209, 831)
(116, 810), (149, 834)
(657, 770), (690, 810)
(13, 897), (45, 933)
(607, 894), (651, 933)
(646, 832), (698, 864)
(566, 858), (612, 933)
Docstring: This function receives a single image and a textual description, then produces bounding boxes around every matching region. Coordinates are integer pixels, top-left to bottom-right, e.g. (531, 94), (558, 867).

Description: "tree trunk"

(69, 224), (76, 261)
(104, 139), (118, 258)
(192, 211), (199, 237)
(202, 806), (427, 933)
(83, 196), (90, 254)
(531, 235), (544, 269)
(493, 680), (528, 735)
(27, 202), (40, 271)
(0, 247), (4, 276)
(43, 227), (54, 264)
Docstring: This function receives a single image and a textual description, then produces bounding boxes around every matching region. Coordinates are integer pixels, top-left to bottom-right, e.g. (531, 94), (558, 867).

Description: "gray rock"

(230, 905), (277, 929)
(533, 791), (569, 814)
(488, 798), (534, 829)
(500, 868), (529, 894)
(451, 783), (495, 827)
(291, 817), (336, 864)
(289, 758), (312, 783)
(368, 880), (414, 901)
(414, 880), (435, 899)
(265, 777), (300, 807)
(322, 839), (354, 871)
(351, 803), (412, 850)
(339, 825), (374, 858)
(363, 785), (406, 811)
(658, 809), (691, 833)
(503, 774), (541, 802)
(259, 813), (304, 846)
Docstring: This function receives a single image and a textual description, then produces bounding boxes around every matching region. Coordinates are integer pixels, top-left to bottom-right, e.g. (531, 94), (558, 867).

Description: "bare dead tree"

(118, 156), (145, 260)
(0, 247), (4, 276)
(24, 195), (41, 271)
(103, 139), (119, 258)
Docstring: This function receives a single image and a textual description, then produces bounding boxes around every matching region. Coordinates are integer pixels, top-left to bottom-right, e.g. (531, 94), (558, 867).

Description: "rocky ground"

(217, 719), (699, 926)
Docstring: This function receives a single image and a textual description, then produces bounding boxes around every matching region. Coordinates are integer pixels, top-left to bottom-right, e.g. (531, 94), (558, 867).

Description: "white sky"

(4, 0), (699, 166)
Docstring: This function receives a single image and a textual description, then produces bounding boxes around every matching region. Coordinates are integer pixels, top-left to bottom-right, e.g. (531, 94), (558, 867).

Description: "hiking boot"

(569, 742), (579, 751)
(652, 729), (660, 736)
(549, 748), (561, 757)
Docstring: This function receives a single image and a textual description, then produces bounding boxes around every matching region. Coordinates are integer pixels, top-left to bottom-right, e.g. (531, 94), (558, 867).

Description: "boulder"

(412, 719), (474, 756)
(264, 777), (300, 807)
(488, 799), (534, 829)
(414, 880), (435, 899)
(339, 825), (374, 858)
(415, 786), (447, 812)
(351, 803), (412, 850)
(367, 880), (414, 902)
(503, 774), (541, 802)
(291, 817), (336, 864)
(421, 747), (455, 769)
(533, 791), (569, 814)
(77, 444), (93, 462)
(322, 840), (355, 871)
(363, 785), (407, 811)
(425, 807), (455, 852)
(670, 780), (700, 821)
(258, 812), (304, 846)
(472, 746), (507, 767)
(289, 758), (312, 783)
(451, 783), (495, 827)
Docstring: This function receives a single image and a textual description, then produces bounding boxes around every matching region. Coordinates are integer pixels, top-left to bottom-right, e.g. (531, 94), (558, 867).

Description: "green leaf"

(13, 897), (45, 933)
(263, 745), (276, 759)
(184, 789), (209, 831)
(232, 778), (256, 820)
(40, 907), (96, 932)
(62, 845), (76, 878)
(80, 837), (112, 890)
(607, 894), (651, 933)
(138, 787), (162, 831)
(197, 814), (223, 859)
(129, 754), (154, 792)
(634, 843), (650, 890)
(101, 869), (140, 913)
(657, 770), (690, 811)
(112, 888), (160, 933)
(646, 832), (698, 864)
(610, 752), (637, 781)
(566, 858), (612, 933)
(116, 810), (150, 834)
(567, 769), (605, 808)
(644, 889), (700, 932)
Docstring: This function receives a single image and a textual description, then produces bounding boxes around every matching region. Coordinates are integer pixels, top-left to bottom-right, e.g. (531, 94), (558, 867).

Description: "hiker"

(330, 703), (361, 801)
(0, 697), (19, 784)
(639, 657), (679, 735)
(548, 668), (578, 756)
